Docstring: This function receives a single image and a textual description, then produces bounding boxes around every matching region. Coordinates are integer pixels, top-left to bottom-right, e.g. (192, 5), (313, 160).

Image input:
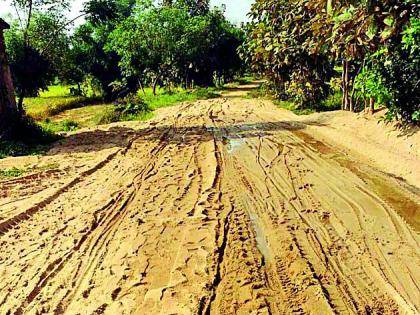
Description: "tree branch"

(39, 12), (88, 57)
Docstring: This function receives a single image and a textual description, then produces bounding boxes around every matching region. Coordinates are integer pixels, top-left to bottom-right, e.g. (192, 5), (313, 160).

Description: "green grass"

(0, 167), (25, 178)
(40, 119), (81, 133)
(0, 163), (60, 179)
(39, 85), (73, 98)
(243, 82), (341, 115)
(0, 141), (51, 159)
(94, 87), (220, 124)
(231, 75), (257, 85)
(273, 100), (315, 115)
(25, 85), (220, 128)
(141, 87), (220, 110)
(24, 85), (100, 121)
(317, 93), (342, 112)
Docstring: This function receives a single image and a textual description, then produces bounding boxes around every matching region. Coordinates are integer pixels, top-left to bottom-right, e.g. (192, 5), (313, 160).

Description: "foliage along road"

(0, 83), (419, 315)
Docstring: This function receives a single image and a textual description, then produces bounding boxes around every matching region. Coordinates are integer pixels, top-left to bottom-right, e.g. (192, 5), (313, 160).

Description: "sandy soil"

(0, 83), (419, 314)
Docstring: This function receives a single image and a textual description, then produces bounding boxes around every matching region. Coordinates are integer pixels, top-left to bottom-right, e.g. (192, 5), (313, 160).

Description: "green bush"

(96, 93), (151, 124)
(115, 94), (150, 116)
(0, 167), (25, 178)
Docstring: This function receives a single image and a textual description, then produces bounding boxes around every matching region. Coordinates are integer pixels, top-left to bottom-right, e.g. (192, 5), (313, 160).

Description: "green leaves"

(106, 1), (244, 89)
(243, 0), (419, 122)
(384, 16), (395, 27)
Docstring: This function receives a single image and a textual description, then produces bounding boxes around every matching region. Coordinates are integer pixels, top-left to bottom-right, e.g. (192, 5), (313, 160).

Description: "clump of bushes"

(41, 119), (80, 133)
(96, 94), (151, 124)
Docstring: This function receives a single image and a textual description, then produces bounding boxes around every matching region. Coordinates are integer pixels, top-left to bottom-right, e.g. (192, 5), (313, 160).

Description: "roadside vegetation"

(245, 82), (341, 116)
(0, 0), (418, 162)
(0, 163), (59, 179)
(0, 0), (245, 158)
(242, 0), (419, 124)
(22, 84), (221, 133)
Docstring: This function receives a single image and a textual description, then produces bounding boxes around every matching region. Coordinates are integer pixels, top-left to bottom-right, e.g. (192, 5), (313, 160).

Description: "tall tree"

(0, 19), (17, 140)
(8, 0), (71, 113)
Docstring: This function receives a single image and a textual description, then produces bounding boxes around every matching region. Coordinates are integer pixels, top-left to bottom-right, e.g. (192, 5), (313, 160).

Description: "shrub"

(115, 93), (150, 116)
(96, 93), (150, 124)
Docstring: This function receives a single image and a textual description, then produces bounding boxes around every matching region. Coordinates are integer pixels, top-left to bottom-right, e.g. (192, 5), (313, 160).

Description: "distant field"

(24, 86), (89, 120)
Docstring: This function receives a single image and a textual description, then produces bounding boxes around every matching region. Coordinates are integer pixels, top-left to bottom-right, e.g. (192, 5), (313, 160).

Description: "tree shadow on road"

(46, 120), (308, 155)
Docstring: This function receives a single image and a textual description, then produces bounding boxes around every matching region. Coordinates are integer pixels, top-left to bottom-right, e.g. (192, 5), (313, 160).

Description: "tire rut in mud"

(0, 95), (419, 315)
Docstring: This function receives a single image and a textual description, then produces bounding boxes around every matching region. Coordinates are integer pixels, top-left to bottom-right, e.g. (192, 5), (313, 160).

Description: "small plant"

(0, 167), (25, 179)
(40, 119), (80, 133)
(96, 94), (150, 124)
(61, 120), (80, 132)
(115, 93), (150, 116)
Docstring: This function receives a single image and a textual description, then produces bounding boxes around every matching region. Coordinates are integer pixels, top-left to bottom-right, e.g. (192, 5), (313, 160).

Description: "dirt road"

(1, 84), (419, 314)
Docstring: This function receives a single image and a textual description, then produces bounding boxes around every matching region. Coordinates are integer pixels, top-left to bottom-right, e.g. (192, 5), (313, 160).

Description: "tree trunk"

(349, 75), (355, 112)
(369, 97), (375, 115)
(0, 19), (18, 140)
(17, 93), (24, 114)
(152, 77), (159, 96)
(137, 78), (145, 95)
(341, 60), (347, 110)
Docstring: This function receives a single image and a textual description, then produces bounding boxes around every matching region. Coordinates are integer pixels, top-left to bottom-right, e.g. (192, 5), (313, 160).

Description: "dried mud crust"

(0, 86), (419, 315)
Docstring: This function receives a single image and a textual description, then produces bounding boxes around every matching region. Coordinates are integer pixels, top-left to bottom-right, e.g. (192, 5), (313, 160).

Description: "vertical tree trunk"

(17, 92), (25, 114)
(137, 78), (145, 95)
(152, 77), (159, 96)
(369, 97), (375, 115)
(0, 19), (18, 140)
(342, 60), (349, 110)
(341, 60), (347, 110)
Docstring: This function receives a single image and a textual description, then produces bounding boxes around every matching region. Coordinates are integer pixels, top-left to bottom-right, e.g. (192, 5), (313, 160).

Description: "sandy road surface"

(0, 84), (419, 315)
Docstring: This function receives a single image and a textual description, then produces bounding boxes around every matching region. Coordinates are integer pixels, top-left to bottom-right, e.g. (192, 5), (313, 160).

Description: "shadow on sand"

(48, 120), (307, 155)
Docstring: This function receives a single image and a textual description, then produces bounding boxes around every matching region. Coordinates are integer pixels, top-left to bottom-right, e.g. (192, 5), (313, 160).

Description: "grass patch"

(244, 83), (341, 115)
(26, 85), (220, 128)
(316, 93), (342, 112)
(273, 100), (315, 115)
(40, 119), (80, 133)
(0, 167), (25, 178)
(0, 115), (61, 159)
(0, 141), (51, 159)
(24, 85), (100, 121)
(0, 163), (60, 179)
(232, 75), (257, 86)
(95, 87), (219, 124)
(142, 87), (220, 110)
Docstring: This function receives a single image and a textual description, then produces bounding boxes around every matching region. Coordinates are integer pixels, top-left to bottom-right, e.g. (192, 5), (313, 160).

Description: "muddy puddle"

(248, 211), (272, 263)
(223, 137), (246, 154)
